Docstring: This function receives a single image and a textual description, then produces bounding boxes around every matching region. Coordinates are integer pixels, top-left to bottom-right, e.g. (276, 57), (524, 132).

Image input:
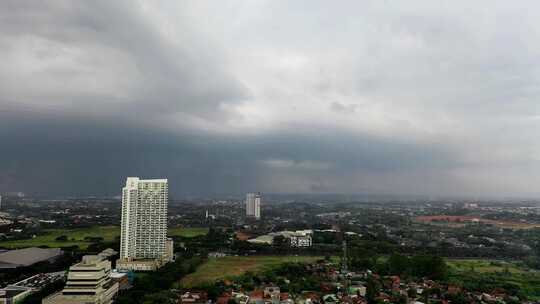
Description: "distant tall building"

(43, 254), (119, 304)
(117, 177), (172, 271)
(5, 192), (24, 198)
(246, 192), (261, 220)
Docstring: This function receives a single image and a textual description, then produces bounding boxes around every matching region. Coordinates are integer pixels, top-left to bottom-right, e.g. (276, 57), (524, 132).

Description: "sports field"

(180, 255), (323, 287)
(0, 226), (208, 249)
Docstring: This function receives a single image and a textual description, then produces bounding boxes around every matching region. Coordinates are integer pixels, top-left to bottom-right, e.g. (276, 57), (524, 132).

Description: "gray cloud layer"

(1, 1), (540, 197)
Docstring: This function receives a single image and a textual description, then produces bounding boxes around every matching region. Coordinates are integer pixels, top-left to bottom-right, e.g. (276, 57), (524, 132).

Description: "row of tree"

(115, 255), (203, 304)
(349, 249), (448, 280)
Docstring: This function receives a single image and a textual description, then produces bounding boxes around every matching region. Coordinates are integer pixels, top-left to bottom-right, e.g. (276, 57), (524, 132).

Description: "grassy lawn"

(0, 226), (208, 249)
(169, 227), (209, 238)
(180, 255), (324, 287)
(0, 226), (119, 249)
(447, 259), (525, 274)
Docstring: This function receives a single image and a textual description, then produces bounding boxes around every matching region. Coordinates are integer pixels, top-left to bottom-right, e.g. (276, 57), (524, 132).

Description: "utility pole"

(341, 238), (348, 273)
(341, 236), (350, 294)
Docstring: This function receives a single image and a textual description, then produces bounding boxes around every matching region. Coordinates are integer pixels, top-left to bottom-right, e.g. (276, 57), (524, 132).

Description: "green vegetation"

(448, 259), (525, 274)
(448, 259), (540, 300)
(0, 226), (119, 249)
(186, 258), (336, 301)
(349, 250), (448, 281)
(169, 227), (209, 238)
(116, 256), (203, 304)
(0, 226), (208, 249)
(180, 255), (324, 287)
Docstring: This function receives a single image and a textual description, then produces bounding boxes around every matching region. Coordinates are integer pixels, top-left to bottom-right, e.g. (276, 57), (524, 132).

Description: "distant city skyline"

(2, 1), (540, 198)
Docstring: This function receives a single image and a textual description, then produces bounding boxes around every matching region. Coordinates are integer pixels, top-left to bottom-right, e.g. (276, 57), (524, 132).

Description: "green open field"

(448, 259), (540, 299)
(180, 255), (324, 287)
(0, 226), (119, 249)
(448, 259), (525, 274)
(169, 227), (209, 237)
(0, 226), (208, 249)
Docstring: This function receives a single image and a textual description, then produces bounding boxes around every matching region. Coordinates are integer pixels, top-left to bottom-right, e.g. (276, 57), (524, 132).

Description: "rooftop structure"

(43, 253), (118, 304)
(0, 247), (63, 269)
(247, 230), (313, 247)
(0, 271), (65, 304)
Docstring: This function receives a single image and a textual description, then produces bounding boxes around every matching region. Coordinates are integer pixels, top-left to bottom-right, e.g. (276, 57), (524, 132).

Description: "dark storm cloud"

(0, 110), (455, 196)
(1, 1), (540, 197)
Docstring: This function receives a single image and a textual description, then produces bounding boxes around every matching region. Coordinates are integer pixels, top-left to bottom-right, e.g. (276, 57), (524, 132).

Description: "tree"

(446, 293), (469, 304)
(366, 276), (381, 304)
(142, 291), (176, 304)
(116, 257), (203, 304)
(84, 236), (104, 242)
(388, 254), (409, 276)
(55, 235), (68, 241)
(396, 294), (408, 304)
(410, 255), (447, 280)
(407, 288), (417, 298)
(349, 247), (377, 271)
(273, 235), (288, 247)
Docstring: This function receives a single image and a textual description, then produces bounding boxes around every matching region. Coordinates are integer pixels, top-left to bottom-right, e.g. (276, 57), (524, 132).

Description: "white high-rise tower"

(246, 192), (261, 220)
(118, 177), (171, 270)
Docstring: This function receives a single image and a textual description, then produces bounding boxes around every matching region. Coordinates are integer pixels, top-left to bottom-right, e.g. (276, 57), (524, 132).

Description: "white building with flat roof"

(246, 192), (261, 220)
(117, 177), (171, 271)
(247, 230), (313, 247)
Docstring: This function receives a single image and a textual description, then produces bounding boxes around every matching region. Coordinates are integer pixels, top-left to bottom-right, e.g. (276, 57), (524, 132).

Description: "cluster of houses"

(178, 261), (531, 304)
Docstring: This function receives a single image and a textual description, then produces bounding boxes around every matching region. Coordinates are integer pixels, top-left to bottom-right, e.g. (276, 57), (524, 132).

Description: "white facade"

(163, 238), (174, 262)
(116, 259), (161, 272)
(248, 230), (313, 247)
(120, 177), (168, 260)
(245, 192), (261, 220)
(290, 234), (312, 247)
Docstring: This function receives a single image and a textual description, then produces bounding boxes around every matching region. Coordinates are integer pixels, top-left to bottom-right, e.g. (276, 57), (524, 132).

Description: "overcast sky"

(1, 1), (540, 198)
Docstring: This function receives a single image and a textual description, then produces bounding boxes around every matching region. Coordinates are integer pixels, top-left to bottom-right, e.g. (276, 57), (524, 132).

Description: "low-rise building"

(264, 286), (280, 304)
(0, 287), (33, 304)
(0, 272), (65, 304)
(247, 230), (313, 247)
(116, 259), (163, 272)
(42, 254), (118, 304)
(116, 238), (173, 272)
(290, 234), (312, 247)
(179, 291), (208, 304)
(232, 292), (250, 304)
(0, 248), (63, 269)
(110, 272), (130, 291)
